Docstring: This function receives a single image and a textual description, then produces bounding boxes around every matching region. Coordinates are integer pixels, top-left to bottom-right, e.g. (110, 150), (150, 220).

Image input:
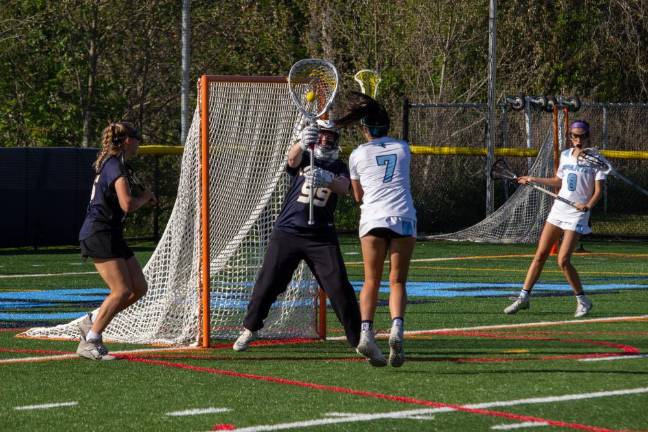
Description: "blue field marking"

(349, 281), (648, 298)
(0, 282), (646, 322)
(0, 312), (87, 321)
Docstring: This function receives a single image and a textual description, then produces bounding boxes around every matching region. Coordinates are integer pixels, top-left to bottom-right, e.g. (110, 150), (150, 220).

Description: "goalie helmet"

(314, 119), (340, 161)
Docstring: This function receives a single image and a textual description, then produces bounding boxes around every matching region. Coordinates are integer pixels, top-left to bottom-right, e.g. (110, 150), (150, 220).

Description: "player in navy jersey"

(76, 121), (157, 360)
(505, 120), (605, 318)
(336, 92), (417, 367)
(233, 120), (361, 352)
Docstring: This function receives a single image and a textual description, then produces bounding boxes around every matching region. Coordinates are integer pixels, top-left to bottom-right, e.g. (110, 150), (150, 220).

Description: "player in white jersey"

(337, 92), (417, 367)
(505, 120), (606, 318)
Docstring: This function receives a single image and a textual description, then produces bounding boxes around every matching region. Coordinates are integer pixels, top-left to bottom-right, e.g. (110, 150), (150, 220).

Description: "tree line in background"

(2, 0), (647, 149)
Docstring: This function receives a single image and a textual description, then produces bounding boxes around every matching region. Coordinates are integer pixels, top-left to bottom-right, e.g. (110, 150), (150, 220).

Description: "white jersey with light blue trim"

(349, 136), (416, 223)
(549, 148), (606, 221)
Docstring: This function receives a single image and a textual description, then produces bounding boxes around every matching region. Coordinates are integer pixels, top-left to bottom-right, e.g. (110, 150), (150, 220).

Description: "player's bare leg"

(357, 235), (388, 366)
(559, 230), (593, 317)
(505, 222), (562, 314)
(387, 236), (415, 367)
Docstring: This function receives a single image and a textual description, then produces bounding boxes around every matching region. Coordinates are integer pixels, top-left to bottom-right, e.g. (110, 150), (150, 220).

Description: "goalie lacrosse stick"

(288, 59), (339, 225)
(577, 148), (648, 197)
(354, 69), (381, 98)
(490, 158), (581, 209)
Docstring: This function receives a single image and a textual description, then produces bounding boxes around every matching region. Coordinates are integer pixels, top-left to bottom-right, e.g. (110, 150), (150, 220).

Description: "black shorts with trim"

(80, 231), (134, 260)
(366, 227), (410, 239)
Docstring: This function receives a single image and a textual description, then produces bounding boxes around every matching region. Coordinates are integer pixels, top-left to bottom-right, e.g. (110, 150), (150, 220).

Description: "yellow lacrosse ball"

(305, 90), (315, 102)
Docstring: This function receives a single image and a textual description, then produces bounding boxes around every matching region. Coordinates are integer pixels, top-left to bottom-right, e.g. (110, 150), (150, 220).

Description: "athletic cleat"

(388, 327), (405, 368)
(356, 330), (387, 367)
(575, 297), (593, 318)
(504, 297), (530, 314)
(233, 329), (257, 352)
(77, 336), (115, 361)
(77, 313), (93, 340)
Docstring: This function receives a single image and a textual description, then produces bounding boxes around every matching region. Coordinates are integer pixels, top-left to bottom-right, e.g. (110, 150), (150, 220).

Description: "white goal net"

(20, 76), (320, 345)
(426, 123), (561, 244)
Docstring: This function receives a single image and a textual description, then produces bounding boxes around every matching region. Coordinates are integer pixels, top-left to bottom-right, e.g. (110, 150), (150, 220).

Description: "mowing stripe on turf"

(126, 356), (625, 432)
(14, 401), (78, 410)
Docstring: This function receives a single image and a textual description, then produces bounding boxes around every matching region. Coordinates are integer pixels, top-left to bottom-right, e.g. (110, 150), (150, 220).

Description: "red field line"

(122, 356), (623, 432)
(432, 330), (641, 354)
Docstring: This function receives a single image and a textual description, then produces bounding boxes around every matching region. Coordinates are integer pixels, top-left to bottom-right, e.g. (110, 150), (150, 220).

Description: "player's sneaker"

(388, 326), (405, 368)
(504, 297), (530, 314)
(233, 329), (257, 352)
(77, 313), (93, 340)
(574, 297), (593, 318)
(356, 330), (387, 367)
(77, 336), (115, 361)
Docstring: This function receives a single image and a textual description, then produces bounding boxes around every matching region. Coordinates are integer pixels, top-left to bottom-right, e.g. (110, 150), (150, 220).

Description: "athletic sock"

(576, 294), (587, 303)
(91, 311), (99, 323)
(86, 330), (101, 342)
(519, 290), (530, 300)
(361, 321), (373, 332)
(392, 317), (404, 328)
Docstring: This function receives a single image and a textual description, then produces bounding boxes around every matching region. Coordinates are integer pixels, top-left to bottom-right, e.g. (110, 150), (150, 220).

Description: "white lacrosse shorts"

(546, 215), (592, 235)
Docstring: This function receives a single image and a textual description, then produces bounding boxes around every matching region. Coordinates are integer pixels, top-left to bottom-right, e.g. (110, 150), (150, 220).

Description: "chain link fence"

(406, 101), (648, 239)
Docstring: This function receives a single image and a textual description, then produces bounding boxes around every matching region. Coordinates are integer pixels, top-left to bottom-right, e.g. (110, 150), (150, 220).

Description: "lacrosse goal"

(20, 75), (326, 347)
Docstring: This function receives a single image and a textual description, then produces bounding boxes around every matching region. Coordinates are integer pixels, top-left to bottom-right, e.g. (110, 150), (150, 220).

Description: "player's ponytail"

(93, 121), (139, 173)
(335, 91), (389, 138)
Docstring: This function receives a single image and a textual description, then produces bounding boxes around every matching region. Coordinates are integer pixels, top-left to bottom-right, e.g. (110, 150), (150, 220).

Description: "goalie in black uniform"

(233, 120), (361, 351)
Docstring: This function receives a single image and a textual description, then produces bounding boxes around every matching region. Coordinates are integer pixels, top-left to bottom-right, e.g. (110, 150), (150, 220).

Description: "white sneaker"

(575, 297), (593, 318)
(388, 327), (405, 368)
(356, 330), (387, 367)
(77, 313), (92, 340)
(504, 297), (530, 314)
(233, 329), (257, 352)
(77, 336), (115, 361)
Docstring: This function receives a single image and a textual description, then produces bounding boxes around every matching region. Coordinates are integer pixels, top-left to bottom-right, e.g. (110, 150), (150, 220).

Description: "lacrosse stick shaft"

(308, 148), (315, 225)
(527, 182), (579, 209)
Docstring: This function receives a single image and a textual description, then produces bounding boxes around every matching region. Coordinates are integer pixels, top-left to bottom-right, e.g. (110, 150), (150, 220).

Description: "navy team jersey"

(274, 152), (349, 236)
(79, 156), (127, 240)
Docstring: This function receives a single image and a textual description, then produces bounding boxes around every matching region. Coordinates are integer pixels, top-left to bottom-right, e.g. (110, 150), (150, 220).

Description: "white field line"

(328, 314), (648, 341)
(14, 401), (78, 411)
(0, 346), (201, 365)
(491, 421), (548, 430)
(580, 354), (648, 362)
(220, 387), (648, 432)
(166, 407), (231, 416)
(0, 271), (97, 279)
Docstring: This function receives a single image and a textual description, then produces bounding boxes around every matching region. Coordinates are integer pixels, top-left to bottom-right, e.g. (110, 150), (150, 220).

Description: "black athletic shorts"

(80, 231), (134, 260)
(366, 227), (410, 239)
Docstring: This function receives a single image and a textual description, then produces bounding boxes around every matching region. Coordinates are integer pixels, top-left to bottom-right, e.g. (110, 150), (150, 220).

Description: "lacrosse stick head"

(576, 148), (611, 173)
(288, 59), (339, 121)
(354, 69), (382, 99)
(490, 158), (519, 181)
